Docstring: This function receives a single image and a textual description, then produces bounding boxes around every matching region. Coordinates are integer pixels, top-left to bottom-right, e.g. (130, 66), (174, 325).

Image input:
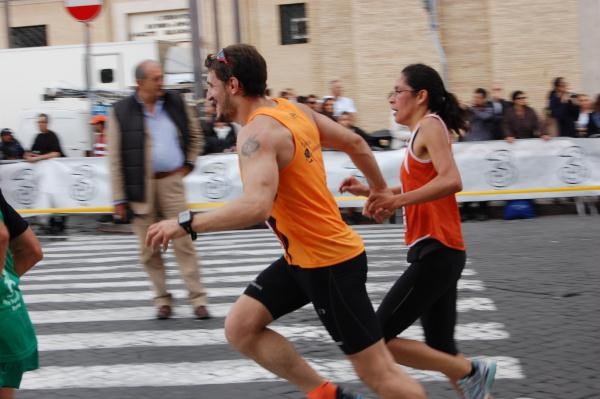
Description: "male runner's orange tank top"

(401, 114), (465, 250)
(247, 98), (364, 268)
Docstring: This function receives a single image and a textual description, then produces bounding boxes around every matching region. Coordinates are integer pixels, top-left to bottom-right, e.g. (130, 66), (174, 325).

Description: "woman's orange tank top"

(401, 114), (465, 250)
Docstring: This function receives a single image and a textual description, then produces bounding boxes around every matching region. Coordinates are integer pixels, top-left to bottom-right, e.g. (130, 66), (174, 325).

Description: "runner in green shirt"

(1, 205), (42, 398)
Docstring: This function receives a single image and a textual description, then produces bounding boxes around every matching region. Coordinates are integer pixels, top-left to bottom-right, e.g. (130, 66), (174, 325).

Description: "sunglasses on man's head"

(216, 48), (229, 65)
(208, 48), (230, 66)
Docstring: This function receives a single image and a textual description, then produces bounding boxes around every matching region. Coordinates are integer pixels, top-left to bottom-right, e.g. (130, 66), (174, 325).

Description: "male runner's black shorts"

(244, 251), (381, 355)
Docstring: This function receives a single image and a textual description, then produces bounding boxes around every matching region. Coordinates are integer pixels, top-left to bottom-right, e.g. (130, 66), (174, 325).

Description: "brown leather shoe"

(156, 305), (172, 320)
(194, 305), (210, 320)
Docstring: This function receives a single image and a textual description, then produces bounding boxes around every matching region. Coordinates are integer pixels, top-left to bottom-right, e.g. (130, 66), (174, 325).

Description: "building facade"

(1, 0), (596, 131)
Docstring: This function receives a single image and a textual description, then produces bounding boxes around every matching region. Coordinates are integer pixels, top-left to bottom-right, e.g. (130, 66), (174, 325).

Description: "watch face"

(178, 210), (191, 224)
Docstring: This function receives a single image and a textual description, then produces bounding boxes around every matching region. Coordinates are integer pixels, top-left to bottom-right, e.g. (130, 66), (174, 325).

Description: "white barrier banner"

(1, 138), (599, 214)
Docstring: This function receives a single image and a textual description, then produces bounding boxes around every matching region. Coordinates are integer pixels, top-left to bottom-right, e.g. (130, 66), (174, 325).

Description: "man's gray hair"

(135, 60), (160, 81)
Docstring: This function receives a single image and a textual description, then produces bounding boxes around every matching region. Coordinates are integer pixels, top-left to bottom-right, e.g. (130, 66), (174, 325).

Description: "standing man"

(147, 44), (426, 399)
(24, 114), (65, 162)
(490, 83), (511, 140)
(548, 77), (580, 137)
(90, 115), (108, 157)
(330, 79), (357, 117)
(465, 88), (495, 142)
(24, 113), (67, 234)
(107, 60), (208, 320)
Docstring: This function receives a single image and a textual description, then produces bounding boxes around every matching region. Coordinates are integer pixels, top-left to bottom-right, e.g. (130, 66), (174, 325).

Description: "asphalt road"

(14, 214), (600, 399)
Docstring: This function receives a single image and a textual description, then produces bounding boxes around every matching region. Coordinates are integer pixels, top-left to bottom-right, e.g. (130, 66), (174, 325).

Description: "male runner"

(146, 44), (426, 399)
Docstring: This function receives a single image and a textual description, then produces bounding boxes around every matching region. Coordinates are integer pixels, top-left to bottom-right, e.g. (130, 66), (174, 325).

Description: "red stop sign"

(64, 0), (103, 22)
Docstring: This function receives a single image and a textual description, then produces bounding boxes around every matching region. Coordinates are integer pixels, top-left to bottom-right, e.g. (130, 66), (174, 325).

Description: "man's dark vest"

(113, 90), (191, 202)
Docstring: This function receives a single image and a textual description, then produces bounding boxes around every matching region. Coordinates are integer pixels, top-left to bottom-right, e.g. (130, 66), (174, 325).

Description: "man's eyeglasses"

(307, 101), (317, 105)
(516, 96), (527, 100)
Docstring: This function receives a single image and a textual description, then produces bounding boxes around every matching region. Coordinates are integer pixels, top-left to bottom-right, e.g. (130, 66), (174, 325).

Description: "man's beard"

(217, 93), (235, 123)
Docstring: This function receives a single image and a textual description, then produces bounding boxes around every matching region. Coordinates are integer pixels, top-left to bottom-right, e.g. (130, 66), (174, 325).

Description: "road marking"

(24, 264), (475, 281)
(20, 356), (522, 390)
(23, 283), (493, 310)
(37, 321), (508, 351)
(40, 236), (405, 252)
(21, 277), (484, 292)
(30, 256), (277, 269)
(28, 292), (503, 327)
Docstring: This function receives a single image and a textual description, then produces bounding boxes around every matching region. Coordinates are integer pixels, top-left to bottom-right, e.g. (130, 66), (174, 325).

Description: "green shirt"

(0, 210), (38, 363)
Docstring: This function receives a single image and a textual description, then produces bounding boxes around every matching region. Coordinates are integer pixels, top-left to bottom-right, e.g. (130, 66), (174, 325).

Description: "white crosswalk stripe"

(18, 225), (523, 395)
(21, 356), (524, 390)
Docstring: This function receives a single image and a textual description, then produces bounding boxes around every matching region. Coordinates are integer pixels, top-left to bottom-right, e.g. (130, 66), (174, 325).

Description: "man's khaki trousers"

(131, 173), (207, 308)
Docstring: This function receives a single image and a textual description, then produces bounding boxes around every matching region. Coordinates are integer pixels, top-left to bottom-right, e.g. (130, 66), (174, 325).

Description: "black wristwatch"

(178, 210), (197, 241)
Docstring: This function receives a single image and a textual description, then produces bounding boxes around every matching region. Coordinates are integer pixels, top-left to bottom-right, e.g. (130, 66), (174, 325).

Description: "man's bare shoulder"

(242, 114), (289, 135)
(238, 115), (292, 155)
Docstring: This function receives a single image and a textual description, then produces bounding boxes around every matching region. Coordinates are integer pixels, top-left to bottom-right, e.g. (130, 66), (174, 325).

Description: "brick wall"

(439, 0), (582, 115)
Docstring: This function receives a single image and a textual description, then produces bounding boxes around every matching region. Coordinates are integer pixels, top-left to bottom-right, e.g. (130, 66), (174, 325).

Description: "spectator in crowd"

(337, 111), (370, 144)
(24, 114), (65, 162)
(24, 113), (67, 233)
(490, 83), (511, 140)
(541, 106), (559, 137)
(90, 115), (108, 157)
(202, 102), (236, 154)
(463, 88), (495, 141)
(575, 94), (593, 137)
(210, 121), (237, 153)
(89, 114), (113, 222)
(320, 97), (337, 121)
(462, 89), (494, 221)
(108, 60), (209, 320)
(587, 94), (600, 137)
(330, 79), (357, 117)
(279, 88), (296, 101)
(306, 94), (320, 112)
(503, 91), (545, 142)
(0, 129), (25, 160)
(548, 77), (580, 137)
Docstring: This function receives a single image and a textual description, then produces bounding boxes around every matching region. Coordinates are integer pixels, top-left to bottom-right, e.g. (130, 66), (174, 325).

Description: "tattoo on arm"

(241, 138), (260, 157)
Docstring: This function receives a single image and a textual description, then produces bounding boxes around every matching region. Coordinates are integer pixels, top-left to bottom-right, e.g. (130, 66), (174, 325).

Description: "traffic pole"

(4, 0), (11, 48)
(189, 0), (204, 105)
(84, 21), (91, 96)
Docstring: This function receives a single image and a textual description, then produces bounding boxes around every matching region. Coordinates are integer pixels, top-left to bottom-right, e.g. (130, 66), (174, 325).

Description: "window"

(100, 69), (114, 84)
(11, 25), (47, 48)
(279, 3), (308, 45)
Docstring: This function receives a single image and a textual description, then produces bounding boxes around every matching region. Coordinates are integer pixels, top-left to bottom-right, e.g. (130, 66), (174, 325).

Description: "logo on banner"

(70, 165), (96, 202)
(10, 168), (38, 207)
(200, 162), (232, 200)
(558, 146), (590, 184)
(484, 149), (518, 188)
(10, 168), (39, 208)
